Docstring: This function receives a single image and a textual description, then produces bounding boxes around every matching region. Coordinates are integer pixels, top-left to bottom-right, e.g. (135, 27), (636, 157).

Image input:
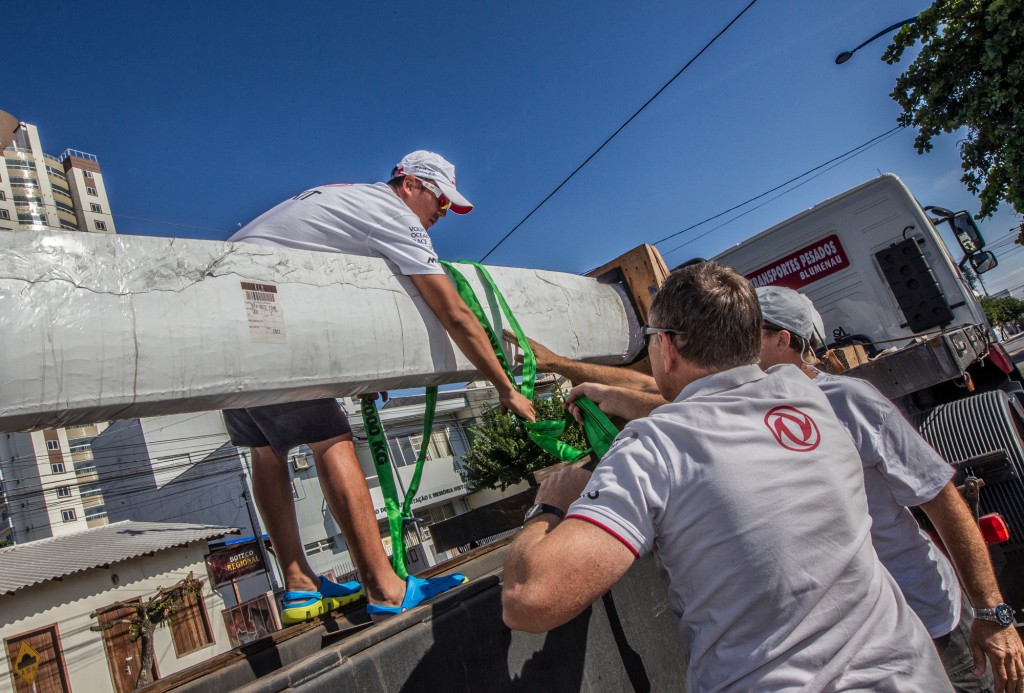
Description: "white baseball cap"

(756, 286), (827, 347)
(392, 150), (473, 214)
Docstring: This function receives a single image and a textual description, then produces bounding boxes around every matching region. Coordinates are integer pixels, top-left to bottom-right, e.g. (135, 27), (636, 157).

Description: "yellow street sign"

(12, 641), (40, 685)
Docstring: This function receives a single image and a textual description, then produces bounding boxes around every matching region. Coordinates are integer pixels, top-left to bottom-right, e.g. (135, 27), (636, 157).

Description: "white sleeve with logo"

(365, 212), (445, 276)
(565, 429), (668, 557)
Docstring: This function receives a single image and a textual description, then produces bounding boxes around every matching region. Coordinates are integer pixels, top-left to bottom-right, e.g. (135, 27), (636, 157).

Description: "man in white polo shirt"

(502, 262), (950, 691)
(755, 285), (1022, 693)
(515, 283), (1023, 692)
(226, 151), (535, 624)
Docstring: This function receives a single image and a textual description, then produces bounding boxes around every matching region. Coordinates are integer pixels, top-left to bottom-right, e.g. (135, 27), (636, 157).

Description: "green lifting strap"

(359, 388), (437, 580)
(440, 260), (618, 460)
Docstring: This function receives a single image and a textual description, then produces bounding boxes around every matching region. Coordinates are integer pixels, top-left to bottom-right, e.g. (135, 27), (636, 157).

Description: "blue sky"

(6, 1), (1023, 294)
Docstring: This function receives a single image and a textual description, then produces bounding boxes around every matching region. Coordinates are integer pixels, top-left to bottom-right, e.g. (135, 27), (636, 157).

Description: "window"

(83, 170), (94, 179)
(89, 203), (101, 213)
(84, 506), (107, 521)
(74, 461), (96, 476)
(46, 440), (60, 451)
(401, 429), (455, 466)
(61, 509), (76, 522)
(68, 437), (92, 453)
(94, 220), (106, 231)
(303, 538), (335, 556)
(0, 191), (5, 200)
(170, 592), (213, 657)
(290, 452), (310, 471)
(56, 486), (71, 498)
(86, 186), (97, 196)
(50, 462), (65, 474)
(0, 210), (8, 220)
(80, 484), (103, 499)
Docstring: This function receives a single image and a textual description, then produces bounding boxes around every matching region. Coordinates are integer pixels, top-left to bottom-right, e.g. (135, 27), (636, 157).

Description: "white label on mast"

(241, 282), (287, 343)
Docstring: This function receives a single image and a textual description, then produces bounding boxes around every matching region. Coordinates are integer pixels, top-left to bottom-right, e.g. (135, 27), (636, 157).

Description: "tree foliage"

(458, 391), (587, 491)
(91, 573), (204, 689)
(980, 295), (1024, 329)
(882, 0), (1024, 226)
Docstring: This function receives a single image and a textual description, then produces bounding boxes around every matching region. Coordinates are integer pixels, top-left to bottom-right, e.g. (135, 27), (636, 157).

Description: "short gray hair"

(649, 261), (761, 370)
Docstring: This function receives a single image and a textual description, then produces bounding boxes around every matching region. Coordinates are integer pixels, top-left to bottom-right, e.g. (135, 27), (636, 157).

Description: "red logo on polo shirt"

(764, 406), (820, 452)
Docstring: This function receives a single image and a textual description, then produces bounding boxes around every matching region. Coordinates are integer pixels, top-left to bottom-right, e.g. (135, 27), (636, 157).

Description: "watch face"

(995, 603), (1015, 627)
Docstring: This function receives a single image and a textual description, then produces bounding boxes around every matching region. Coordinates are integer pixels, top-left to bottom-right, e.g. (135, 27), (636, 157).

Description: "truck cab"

(715, 174), (1024, 619)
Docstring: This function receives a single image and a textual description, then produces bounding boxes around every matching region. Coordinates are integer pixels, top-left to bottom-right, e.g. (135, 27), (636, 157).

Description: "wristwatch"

(973, 603), (1015, 627)
(523, 503), (565, 523)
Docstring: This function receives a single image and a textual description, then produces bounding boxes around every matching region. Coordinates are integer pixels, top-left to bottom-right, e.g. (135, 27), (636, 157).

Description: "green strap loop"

(359, 387), (437, 580)
(402, 386), (437, 518)
(440, 260), (618, 462)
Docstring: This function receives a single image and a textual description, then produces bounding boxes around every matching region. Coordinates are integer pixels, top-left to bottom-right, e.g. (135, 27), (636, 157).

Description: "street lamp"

(835, 17), (917, 64)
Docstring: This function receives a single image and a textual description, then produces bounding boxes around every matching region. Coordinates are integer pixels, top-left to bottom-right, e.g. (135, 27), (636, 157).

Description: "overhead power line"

(478, 0), (760, 263)
(112, 213), (232, 235)
(652, 126), (906, 249)
(657, 126), (908, 262)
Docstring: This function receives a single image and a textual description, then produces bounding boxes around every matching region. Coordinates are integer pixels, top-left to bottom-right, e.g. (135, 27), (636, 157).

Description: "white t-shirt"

(568, 364), (950, 693)
(815, 371), (959, 637)
(228, 182), (445, 276)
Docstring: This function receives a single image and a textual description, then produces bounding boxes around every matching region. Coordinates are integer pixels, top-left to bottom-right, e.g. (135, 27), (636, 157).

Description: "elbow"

(501, 582), (561, 633)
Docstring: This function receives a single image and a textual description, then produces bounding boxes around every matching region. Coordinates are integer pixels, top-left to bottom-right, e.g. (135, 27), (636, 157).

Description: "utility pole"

(239, 466), (279, 593)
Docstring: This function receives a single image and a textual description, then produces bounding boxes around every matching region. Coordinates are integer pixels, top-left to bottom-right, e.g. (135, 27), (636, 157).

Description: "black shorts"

(222, 399), (351, 454)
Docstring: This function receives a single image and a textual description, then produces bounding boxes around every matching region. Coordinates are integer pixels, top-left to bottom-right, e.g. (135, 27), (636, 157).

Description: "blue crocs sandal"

(280, 590), (324, 625)
(319, 576), (365, 612)
(366, 573), (468, 617)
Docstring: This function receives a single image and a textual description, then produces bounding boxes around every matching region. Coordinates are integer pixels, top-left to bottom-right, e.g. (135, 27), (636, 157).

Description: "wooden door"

(5, 625), (71, 693)
(96, 601), (158, 693)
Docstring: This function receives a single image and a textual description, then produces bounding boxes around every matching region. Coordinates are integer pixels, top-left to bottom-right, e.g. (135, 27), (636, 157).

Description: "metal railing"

(58, 148), (98, 163)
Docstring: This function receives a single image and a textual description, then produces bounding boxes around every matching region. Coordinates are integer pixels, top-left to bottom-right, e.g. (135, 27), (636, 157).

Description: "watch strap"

(524, 503), (566, 522)
(973, 603), (1014, 627)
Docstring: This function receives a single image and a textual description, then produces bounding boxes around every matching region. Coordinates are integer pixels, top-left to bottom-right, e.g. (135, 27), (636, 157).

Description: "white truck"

(715, 173), (1024, 619)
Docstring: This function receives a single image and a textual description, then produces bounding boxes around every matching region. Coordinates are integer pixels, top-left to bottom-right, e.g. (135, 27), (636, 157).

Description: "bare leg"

(249, 445), (319, 593)
(309, 435), (406, 607)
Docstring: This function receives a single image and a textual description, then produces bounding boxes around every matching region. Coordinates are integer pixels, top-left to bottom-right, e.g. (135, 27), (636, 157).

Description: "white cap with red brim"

(392, 150), (473, 214)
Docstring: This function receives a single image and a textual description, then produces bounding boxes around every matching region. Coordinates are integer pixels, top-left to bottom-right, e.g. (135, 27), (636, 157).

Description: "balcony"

(59, 149), (98, 163)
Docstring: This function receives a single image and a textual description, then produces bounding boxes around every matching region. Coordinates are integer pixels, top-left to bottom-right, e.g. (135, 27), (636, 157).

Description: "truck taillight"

(986, 343), (1014, 375)
(979, 513), (1010, 545)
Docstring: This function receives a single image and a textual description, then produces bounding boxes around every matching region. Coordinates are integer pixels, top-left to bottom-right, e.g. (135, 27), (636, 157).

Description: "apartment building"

(0, 423), (111, 543)
(0, 110), (118, 543)
(0, 110), (115, 234)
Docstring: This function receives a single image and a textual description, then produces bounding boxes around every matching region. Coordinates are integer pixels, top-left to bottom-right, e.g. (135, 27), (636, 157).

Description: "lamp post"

(835, 17), (917, 64)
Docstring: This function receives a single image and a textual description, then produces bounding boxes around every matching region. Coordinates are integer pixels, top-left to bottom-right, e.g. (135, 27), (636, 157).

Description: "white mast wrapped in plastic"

(0, 232), (642, 431)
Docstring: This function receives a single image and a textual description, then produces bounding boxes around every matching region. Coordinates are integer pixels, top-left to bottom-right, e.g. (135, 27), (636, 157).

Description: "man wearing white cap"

(225, 151), (536, 624)
(756, 285), (1022, 693)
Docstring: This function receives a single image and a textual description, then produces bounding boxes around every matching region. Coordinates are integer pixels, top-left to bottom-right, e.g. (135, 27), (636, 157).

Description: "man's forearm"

(921, 482), (1003, 606)
(444, 311), (517, 394)
(543, 356), (659, 393)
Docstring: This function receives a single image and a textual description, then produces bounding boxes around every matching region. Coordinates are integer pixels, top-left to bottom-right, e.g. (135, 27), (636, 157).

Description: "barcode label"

(241, 281), (286, 343)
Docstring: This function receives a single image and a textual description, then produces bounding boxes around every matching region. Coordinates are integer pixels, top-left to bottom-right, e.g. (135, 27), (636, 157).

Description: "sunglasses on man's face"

(419, 179), (452, 212)
(641, 325), (682, 346)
